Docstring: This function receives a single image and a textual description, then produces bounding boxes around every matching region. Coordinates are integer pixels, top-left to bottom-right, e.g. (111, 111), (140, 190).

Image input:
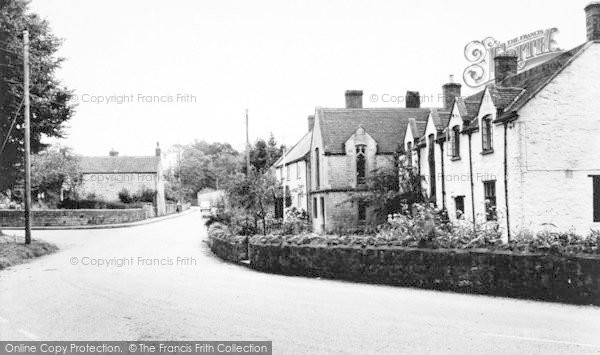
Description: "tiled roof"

(499, 42), (589, 114)
(430, 108), (451, 131)
(79, 156), (160, 174)
(318, 108), (432, 154)
(274, 130), (312, 167)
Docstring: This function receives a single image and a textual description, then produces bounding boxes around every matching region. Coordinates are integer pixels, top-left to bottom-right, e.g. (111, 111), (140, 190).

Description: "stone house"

(78, 143), (166, 216)
(273, 119), (313, 218)
(406, 3), (600, 238)
(309, 90), (449, 233)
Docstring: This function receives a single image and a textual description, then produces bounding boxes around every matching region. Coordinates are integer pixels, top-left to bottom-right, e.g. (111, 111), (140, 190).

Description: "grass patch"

(0, 238), (59, 271)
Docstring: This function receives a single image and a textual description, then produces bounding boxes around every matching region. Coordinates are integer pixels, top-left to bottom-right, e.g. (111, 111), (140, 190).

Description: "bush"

(58, 198), (142, 210)
(118, 189), (133, 204)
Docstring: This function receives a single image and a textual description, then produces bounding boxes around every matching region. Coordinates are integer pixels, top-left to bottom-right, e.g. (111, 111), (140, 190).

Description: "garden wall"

(208, 235), (248, 263)
(248, 242), (600, 305)
(0, 209), (147, 227)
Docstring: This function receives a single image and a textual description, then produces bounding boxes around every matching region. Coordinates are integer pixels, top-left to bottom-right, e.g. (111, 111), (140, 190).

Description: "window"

(358, 202), (367, 222)
(406, 142), (413, 168)
(428, 134), (436, 200)
(454, 196), (465, 219)
(297, 163), (301, 179)
(320, 197), (325, 220)
(484, 181), (497, 221)
(315, 148), (320, 189)
(482, 115), (493, 152)
(451, 126), (461, 158)
(297, 193), (302, 208)
(313, 197), (318, 217)
(593, 176), (600, 222)
(356, 145), (366, 185)
(286, 165), (291, 181)
(285, 186), (291, 207)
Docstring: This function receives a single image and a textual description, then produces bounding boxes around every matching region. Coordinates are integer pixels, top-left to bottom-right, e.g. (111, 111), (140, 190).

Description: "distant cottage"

(78, 143), (166, 216)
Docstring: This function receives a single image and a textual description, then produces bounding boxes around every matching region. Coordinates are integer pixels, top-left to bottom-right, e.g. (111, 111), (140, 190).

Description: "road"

(1, 209), (599, 354)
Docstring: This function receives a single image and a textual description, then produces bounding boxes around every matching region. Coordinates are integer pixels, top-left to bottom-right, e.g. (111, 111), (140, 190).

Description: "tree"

(247, 133), (284, 173)
(223, 170), (279, 235)
(169, 141), (241, 200)
(345, 157), (426, 226)
(0, 0), (75, 191)
(30, 145), (80, 205)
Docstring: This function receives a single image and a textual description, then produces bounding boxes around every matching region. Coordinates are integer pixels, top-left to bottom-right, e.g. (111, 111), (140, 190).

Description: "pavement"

(1, 208), (599, 354)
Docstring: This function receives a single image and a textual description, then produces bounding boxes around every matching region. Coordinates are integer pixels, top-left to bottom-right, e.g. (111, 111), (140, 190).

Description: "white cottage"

(407, 3), (600, 238)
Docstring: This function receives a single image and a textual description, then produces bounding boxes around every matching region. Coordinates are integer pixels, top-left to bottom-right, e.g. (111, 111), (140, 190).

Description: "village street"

(0, 209), (599, 353)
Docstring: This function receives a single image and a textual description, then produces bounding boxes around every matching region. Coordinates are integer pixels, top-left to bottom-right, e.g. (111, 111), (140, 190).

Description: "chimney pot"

(406, 91), (421, 108)
(442, 77), (462, 111)
(345, 90), (363, 109)
(494, 54), (518, 84)
(155, 142), (161, 157)
(586, 2), (600, 41)
(307, 115), (315, 131)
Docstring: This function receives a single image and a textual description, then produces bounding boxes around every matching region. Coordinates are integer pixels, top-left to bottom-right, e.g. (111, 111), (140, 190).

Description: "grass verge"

(0, 237), (59, 271)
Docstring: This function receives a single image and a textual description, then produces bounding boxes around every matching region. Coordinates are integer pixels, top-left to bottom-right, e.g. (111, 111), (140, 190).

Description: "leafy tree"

(30, 145), (80, 206)
(169, 141), (241, 200)
(345, 158), (426, 226)
(246, 133), (284, 173)
(0, 0), (75, 191)
(223, 170), (279, 235)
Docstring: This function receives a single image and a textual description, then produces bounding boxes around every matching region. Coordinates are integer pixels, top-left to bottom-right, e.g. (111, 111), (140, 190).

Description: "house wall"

(281, 160), (309, 213)
(79, 173), (159, 202)
(511, 43), (600, 235)
(444, 107), (476, 224)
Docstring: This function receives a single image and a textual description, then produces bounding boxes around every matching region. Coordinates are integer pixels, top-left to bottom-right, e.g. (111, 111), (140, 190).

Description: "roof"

(79, 156), (160, 174)
(453, 42), (591, 126)
(274, 130), (312, 167)
(430, 108), (451, 131)
(499, 42), (590, 115)
(317, 108), (433, 154)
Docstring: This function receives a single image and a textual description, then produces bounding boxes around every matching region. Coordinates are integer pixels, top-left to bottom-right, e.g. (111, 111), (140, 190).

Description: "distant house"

(309, 90), (452, 233)
(272, 118), (313, 218)
(78, 143), (166, 215)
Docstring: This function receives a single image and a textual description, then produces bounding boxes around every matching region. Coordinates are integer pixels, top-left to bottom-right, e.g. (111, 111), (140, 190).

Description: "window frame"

(451, 125), (461, 159)
(482, 115), (493, 152)
(483, 180), (497, 221)
(356, 144), (367, 186)
(454, 196), (465, 219)
(315, 148), (320, 189)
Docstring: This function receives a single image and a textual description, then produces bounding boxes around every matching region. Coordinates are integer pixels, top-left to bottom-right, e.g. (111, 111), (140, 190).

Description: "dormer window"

(482, 115), (493, 152)
(356, 145), (366, 185)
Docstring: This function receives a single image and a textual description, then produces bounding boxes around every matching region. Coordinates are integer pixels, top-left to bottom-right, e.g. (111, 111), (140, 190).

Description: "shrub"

(118, 189), (133, 204)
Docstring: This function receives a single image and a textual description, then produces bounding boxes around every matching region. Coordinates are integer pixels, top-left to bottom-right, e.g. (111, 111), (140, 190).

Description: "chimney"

(109, 148), (118, 157)
(406, 91), (421, 108)
(442, 75), (461, 111)
(307, 115), (315, 131)
(586, 2), (600, 41)
(494, 54), (518, 84)
(155, 142), (161, 157)
(345, 90), (363, 109)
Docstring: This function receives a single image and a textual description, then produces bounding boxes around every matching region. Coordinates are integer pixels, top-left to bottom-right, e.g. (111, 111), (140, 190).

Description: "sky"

(28, 0), (593, 156)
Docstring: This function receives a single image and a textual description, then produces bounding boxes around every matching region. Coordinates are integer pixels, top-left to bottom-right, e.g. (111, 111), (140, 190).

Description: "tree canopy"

(0, 0), (75, 191)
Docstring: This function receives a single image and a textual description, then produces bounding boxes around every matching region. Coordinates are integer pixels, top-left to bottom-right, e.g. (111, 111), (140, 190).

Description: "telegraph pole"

(245, 109), (250, 175)
(23, 30), (32, 244)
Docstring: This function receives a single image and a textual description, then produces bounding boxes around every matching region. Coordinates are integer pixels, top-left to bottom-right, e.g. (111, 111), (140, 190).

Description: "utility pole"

(245, 109), (250, 175)
(23, 30), (32, 244)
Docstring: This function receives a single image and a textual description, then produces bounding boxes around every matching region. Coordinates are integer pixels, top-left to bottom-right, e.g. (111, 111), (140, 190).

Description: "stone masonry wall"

(248, 241), (600, 305)
(0, 209), (146, 227)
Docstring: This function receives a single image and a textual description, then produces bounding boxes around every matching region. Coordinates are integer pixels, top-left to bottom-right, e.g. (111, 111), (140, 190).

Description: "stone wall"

(0, 209), (146, 227)
(247, 242), (600, 305)
(207, 233), (248, 263)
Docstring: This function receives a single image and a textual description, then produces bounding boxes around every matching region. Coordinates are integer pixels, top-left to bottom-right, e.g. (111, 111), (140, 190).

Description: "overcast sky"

(30, 0), (592, 156)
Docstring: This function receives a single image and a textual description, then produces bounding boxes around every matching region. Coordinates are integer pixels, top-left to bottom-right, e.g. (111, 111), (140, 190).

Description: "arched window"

(482, 115), (493, 152)
(356, 145), (366, 185)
